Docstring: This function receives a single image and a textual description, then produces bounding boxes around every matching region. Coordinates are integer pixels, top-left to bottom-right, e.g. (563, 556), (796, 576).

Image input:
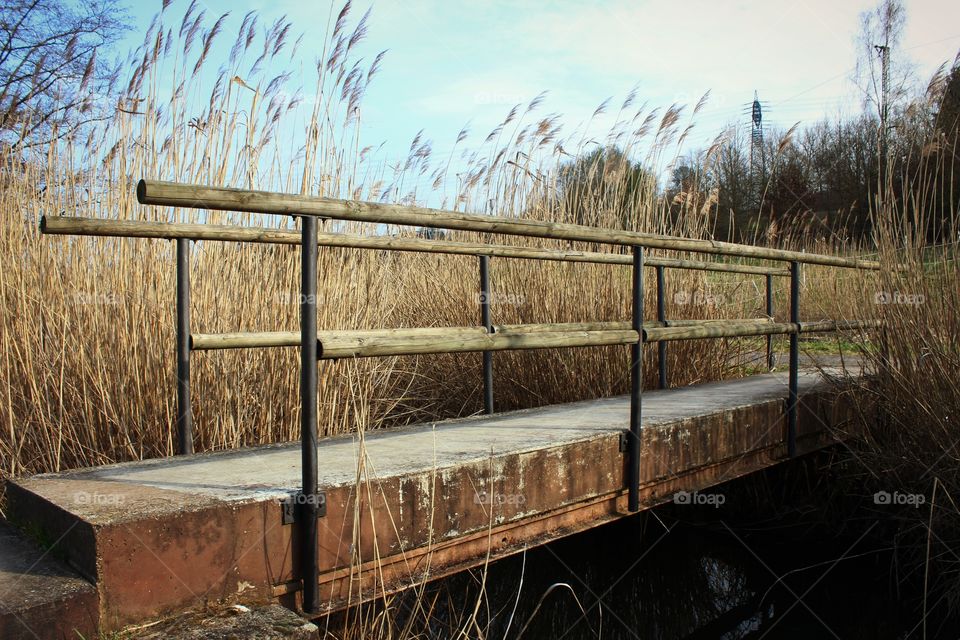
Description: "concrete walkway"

(12, 369), (845, 512)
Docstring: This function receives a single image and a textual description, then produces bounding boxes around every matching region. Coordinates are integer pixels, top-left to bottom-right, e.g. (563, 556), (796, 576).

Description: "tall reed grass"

(837, 134), (960, 616)
(3, 1), (944, 636)
(0, 2), (803, 479)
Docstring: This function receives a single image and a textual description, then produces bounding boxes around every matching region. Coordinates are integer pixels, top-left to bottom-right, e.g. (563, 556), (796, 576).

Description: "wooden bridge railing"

(40, 180), (883, 612)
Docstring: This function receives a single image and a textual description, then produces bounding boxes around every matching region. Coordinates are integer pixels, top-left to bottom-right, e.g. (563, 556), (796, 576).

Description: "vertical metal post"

(479, 255), (494, 414)
(656, 265), (667, 389)
(175, 238), (193, 456)
(787, 262), (800, 458)
(766, 273), (775, 371)
(628, 246), (644, 512)
(300, 216), (320, 614)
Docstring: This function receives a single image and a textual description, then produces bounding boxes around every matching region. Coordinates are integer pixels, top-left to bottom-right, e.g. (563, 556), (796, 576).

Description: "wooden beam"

(40, 215), (791, 276)
(492, 318), (773, 334)
(191, 320), (777, 350)
(643, 321), (798, 343)
(190, 327), (489, 350)
(319, 329), (638, 359)
(191, 319), (784, 353)
(797, 319), (882, 333)
(192, 327), (639, 356)
(136, 180), (883, 269)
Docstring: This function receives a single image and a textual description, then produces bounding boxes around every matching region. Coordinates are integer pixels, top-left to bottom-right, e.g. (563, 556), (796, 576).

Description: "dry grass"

(0, 2), (778, 479)
(3, 2), (947, 637)
(835, 159), (960, 614)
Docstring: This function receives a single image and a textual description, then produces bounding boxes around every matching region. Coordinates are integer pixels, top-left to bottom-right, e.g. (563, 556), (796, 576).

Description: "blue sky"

(124, 0), (960, 193)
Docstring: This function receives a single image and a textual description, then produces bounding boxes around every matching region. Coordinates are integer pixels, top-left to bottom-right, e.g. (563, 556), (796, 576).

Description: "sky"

(123, 0), (960, 192)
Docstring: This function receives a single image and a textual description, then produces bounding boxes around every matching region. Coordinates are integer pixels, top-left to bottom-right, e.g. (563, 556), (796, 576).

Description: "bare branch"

(0, 0), (130, 145)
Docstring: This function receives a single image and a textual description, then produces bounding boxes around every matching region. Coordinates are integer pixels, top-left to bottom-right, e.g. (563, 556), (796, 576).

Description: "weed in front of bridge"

(822, 161), (960, 616)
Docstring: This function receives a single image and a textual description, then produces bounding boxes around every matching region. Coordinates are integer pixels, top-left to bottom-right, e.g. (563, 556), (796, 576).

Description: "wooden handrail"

(644, 321), (798, 342)
(189, 319), (777, 351)
(643, 318), (881, 342)
(135, 180), (883, 269)
(492, 318), (771, 334)
(192, 317), (880, 355)
(191, 327), (489, 350)
(40, 215), (791, 276)
(798, 319), (883, 333)
(316, 329), (640, 359)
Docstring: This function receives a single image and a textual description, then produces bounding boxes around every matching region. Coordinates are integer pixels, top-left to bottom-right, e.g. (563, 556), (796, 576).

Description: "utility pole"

(874, 43), (890, 198)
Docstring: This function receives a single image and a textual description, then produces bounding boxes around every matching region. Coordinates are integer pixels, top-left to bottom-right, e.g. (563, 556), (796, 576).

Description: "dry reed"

(0, 2), (918, 637)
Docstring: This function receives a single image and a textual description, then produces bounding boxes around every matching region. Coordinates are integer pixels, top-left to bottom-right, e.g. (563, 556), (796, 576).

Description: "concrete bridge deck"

(4, 367), (867, 635)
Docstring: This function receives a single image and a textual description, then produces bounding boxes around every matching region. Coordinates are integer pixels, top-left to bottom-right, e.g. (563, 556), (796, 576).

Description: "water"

(385, 458), (957, 639)
(435, 517), (905, 639)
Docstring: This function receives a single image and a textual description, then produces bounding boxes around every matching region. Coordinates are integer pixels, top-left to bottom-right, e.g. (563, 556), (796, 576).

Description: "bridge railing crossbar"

(39, 180), (884, 613)
(41, 215), (792, 276)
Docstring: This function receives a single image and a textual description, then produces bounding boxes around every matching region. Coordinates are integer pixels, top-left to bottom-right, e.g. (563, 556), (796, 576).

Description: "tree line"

(668, 61), (960, 245)
(556, 0), (959, 247)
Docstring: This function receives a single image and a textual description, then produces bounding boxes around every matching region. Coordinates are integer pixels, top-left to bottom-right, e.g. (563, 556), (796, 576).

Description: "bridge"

(1, 181), (880, 638)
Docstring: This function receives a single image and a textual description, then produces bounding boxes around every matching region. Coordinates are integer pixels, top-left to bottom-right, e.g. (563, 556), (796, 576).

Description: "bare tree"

(0, 0), (130, 146)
